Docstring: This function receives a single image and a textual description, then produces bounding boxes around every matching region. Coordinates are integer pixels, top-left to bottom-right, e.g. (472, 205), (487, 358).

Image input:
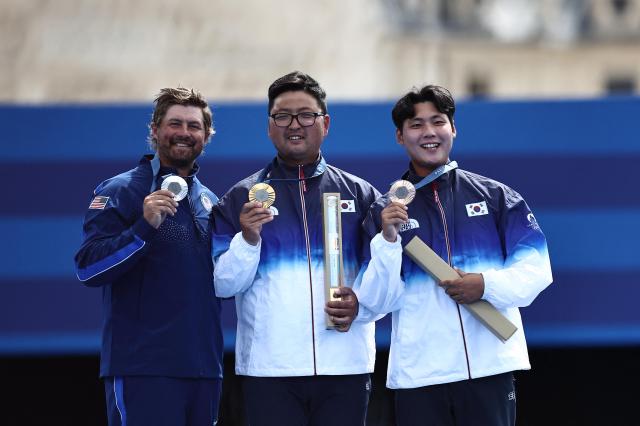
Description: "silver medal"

(161, 175), (188, 201)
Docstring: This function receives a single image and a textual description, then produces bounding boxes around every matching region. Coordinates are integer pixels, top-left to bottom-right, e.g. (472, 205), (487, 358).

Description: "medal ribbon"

(411, 161), (458, 191)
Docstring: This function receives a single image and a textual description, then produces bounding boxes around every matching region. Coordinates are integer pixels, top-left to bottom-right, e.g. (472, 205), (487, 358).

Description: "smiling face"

(268, 90), (330, 166)
(151, 104), (206, 176)
(397, 101), (456, 177)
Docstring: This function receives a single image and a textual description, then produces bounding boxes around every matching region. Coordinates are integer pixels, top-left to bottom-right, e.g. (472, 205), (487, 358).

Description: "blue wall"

(1, 96), (639, 355)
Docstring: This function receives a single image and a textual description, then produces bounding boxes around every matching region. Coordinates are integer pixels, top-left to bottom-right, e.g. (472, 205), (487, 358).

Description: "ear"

(267, 118), (274, 139)
(395, 128), (404, 146)
(451, 120), (457, 138)
(322, 114), (330, 137)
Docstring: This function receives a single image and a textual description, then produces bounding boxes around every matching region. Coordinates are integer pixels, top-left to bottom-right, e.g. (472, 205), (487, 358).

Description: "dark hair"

(268, 71), (327, 114)
(148, 87), (214, 150)
(391, 85), (455, 132)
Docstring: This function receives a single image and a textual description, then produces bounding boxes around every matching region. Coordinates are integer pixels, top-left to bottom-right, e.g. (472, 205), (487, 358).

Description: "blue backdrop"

(1, 96), (639, 355)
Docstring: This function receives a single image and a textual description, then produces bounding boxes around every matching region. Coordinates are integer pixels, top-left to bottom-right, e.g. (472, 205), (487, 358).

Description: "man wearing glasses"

(212, 71), (381, 425)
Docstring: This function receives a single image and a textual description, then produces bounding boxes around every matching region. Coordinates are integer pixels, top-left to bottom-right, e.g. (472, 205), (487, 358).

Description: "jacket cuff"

(371, 232), (402, 253)
(480, 268), (499, 304)
(132, 216), (158, 241)
(231, 231), (262, 253)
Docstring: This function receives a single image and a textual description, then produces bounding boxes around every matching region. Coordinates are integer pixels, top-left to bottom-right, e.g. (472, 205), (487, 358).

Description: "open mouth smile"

(420, 142), (440, 149)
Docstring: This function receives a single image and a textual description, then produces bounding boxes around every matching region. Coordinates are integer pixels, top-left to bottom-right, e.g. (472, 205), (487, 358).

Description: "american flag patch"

(89, 196), (109, 210)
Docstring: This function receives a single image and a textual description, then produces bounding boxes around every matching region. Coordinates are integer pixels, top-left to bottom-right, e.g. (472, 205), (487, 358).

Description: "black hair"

(391, 85), (455, 132)
(268, 71), (327, 114)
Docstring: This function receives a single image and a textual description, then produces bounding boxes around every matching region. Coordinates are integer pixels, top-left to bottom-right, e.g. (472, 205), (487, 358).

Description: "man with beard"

(75, 87), (223, 426)
(211, 71), (381, 425)
(358, 85), (553, 426)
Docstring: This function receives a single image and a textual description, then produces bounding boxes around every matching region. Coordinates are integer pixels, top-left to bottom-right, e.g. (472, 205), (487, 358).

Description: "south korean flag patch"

(340, 200), (356, 213)
(466, 201), (488, 217)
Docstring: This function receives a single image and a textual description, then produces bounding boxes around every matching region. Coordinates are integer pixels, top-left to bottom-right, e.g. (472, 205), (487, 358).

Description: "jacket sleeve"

(213, 232), (261, 297)
(356, 233), (406, 315)
(481, 190), (553, 309)
(354, 197), (407, 316)
(211, 187), (260, 297)
(74, 185), (157, 287)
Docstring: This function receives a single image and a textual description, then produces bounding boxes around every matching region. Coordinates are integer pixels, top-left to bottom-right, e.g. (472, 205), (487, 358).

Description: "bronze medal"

(388, 180), (416, 205)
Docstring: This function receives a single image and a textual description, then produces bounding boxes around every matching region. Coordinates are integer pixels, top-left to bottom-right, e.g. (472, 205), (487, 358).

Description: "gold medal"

(388, 180), (416, 205)
(248, 183), (276, 208)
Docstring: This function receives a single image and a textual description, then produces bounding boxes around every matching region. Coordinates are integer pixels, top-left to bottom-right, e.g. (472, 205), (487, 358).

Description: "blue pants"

(104, 376), (222, 426)
(395, 372), (516, 426)
(242, 374), (371, 426)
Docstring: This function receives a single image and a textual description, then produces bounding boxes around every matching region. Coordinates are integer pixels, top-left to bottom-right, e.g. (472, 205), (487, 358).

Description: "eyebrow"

(272, 107), (314, 113)
(167, 118), (203, 125)
(411, 114), (446, 122)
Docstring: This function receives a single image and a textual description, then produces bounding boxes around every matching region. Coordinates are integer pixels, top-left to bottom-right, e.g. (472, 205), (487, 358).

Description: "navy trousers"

(395, 372), (516, 426)
(242, 374), (371, 426)
(104, 376), (222, 426)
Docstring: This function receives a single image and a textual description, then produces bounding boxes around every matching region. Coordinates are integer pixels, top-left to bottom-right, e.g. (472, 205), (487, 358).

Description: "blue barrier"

(1, 96), (639, 354)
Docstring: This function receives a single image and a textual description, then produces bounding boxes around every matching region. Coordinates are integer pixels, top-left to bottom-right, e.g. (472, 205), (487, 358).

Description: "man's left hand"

(439, 269), (484, 305)
(324, 287), (359, 332)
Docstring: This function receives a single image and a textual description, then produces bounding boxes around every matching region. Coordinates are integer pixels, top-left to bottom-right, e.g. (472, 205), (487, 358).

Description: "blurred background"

(1, 0), (639, 425)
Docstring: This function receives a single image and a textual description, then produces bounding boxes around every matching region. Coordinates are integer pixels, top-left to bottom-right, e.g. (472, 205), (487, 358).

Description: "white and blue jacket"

(74, 154), (223, 379)
(359, 164), (552, 389)
(212, 155), (381, 377)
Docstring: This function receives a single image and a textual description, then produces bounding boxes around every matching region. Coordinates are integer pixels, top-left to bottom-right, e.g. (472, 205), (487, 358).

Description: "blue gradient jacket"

(359, 165), (552, 389)
(212, 155), (381, 376)
(74, 154), (223, 379)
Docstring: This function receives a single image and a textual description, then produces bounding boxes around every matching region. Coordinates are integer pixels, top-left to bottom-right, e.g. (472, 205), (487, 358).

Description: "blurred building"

(1, 0), (638, 102)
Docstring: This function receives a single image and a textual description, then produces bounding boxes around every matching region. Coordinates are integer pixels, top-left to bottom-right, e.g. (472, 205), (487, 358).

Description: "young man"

(359, 85), (553, 425)
(212, 71), (381, 426)
(74, 88), (223, 426)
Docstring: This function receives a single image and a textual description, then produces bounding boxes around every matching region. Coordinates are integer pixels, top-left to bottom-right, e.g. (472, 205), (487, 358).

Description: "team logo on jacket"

(399, 218), (419, 232)
(527, 213), (540, 231)
(88, 196), (109, 210)
(340, 200), (356, 213)
(200, 194), (213, 212)
(465, 201), (488, 217)
(269, 206), (279, 216)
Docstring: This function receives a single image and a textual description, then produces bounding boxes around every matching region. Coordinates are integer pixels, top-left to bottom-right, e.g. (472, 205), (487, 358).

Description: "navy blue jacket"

(75, 154), (223, 379)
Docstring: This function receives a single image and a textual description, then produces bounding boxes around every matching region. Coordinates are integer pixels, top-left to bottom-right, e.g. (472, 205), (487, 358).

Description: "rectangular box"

(404, 236), (517, 342)
(322, 193), (345, 329)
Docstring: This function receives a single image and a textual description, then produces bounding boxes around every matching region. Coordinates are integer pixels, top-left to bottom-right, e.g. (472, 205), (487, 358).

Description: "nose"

(176, 123), (190, 136)
(422, 123), (436, 138)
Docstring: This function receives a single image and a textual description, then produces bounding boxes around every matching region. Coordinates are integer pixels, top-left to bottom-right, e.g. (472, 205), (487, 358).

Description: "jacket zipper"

(298, 166), (317, 375)
(432, 181), (472, 379)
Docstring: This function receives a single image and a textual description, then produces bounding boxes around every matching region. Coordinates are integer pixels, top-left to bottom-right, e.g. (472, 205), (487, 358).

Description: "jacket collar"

(144, 154), (200, 192)
(258, 153), (327, 183)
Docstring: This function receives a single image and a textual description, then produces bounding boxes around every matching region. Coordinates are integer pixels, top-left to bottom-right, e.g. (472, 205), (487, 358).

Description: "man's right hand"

(143, 190), (179, 229)
(381, 201), (408, 243)
(240, 201), (274, 246)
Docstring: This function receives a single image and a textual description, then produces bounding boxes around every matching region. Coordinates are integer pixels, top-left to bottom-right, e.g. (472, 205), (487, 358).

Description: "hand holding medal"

(382, 180), (414, 242)
(143, 175), (185, 229)
(240, 183), (276, 246)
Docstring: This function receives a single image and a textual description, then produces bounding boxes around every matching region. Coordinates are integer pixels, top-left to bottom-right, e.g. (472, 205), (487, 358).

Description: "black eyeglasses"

(269, 112), (325, 128)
